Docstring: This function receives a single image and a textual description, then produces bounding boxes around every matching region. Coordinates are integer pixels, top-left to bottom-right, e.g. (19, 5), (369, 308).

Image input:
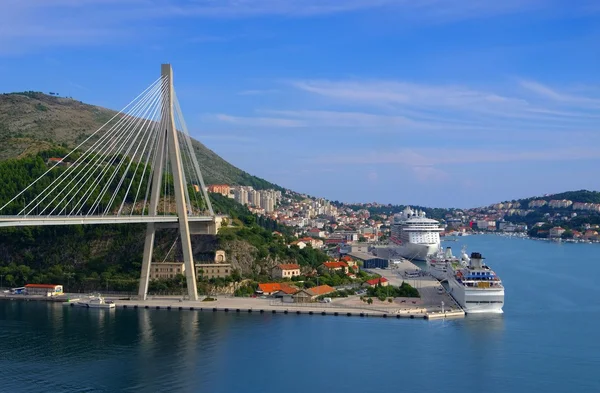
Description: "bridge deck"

(0, 215), (217, 227)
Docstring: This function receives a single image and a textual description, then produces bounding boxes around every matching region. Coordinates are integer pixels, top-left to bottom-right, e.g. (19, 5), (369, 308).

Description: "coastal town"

(209, 184), (600, 244)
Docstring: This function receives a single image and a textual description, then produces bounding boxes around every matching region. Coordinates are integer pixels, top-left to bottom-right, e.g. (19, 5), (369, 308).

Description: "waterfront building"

(257, 283), (298, 296)
(196, 250), (231, 279)
(293, 285), (335, 302)
(549, 227), (566, 238)
(151, 251), (231, 280)
(195, 263), (232, 279)
(272, 264), (301, 279)
(24, 284), (63, 296)
(150, 262), (185, 279)
(340, 243), (370, 254)
(347, 251), (389, 269)
(476, 220), (496, 231)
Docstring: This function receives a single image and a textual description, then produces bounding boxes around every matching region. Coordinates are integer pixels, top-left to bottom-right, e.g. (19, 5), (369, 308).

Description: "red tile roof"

(258, 283), (282, 293)
(323, 261), (348, 269)
(340, 256), (352, 262)
(258, 283), (299, 294)
(365, 277), (388, 286)
(25, 284), (61, 288)
(277, 285), (299, 294)
(308, 285), (335, 296)
(278, 264), (300, 270)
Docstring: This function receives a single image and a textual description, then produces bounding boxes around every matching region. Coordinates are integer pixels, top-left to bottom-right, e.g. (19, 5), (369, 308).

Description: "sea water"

(0, 235), (599, 393)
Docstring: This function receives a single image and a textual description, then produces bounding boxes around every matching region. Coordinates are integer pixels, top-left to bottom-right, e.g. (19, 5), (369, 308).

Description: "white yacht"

(447, 252), (504, 314)
(75, 294), (115, 309)
(388, 207), (443, 260)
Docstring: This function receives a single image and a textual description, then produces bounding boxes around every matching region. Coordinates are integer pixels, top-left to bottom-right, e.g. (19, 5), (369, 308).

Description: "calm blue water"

(1, 235), (599, 393)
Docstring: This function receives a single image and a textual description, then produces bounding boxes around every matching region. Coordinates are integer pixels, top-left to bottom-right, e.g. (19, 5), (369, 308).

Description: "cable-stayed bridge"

(0, 64), (222, 301)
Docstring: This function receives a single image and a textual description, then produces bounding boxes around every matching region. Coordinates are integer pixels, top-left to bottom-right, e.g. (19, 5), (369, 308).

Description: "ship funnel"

(444, 247), (453, 259)
(470, 252), (484, 268)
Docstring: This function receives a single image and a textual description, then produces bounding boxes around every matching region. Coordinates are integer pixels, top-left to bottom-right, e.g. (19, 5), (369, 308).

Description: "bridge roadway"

(0, 215), (219, 228)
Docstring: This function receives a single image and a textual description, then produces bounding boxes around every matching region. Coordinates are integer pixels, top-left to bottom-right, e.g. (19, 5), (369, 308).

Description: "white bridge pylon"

(0, 64), (220, 301)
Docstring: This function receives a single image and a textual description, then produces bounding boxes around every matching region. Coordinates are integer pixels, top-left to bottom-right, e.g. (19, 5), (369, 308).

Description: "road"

(365, 261), (461, 313)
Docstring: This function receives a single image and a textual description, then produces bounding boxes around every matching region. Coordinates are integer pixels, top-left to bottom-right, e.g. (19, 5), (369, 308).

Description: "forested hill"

(498, 190), (600, 206)
(0, 91), (279, 190)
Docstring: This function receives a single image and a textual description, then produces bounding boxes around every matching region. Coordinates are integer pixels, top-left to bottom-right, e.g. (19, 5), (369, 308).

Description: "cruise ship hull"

(389, 242), (439, 261)
(448, 277), (504, 314)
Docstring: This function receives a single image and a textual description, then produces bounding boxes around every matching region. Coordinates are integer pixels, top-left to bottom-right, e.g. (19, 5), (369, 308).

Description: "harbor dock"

(64, 296), (465, 320)
(2, 260), (465, 320)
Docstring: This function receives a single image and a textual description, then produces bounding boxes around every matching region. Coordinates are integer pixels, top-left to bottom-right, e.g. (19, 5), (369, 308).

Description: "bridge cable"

(109, 78), (169, 215)
(69, 81), (165, 216)
(0, 76), (163, 214)
(173, 89), (214, 215)
(48, 82), (165, 217)
(22, 78), (165, 216)
(87, 80), (166, 216)
(127, 80), (168, 216)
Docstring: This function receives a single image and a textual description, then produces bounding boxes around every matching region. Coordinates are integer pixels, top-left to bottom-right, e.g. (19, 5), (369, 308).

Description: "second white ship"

(388, 207), (443, 260)
(447, 252), (505, 314)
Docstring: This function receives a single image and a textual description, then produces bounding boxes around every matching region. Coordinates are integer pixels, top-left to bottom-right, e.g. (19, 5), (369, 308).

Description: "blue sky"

(2, 0), (600, 208)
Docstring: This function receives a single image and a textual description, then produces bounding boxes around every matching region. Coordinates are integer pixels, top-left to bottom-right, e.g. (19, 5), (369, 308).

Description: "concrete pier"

(72, 297), (464, 320)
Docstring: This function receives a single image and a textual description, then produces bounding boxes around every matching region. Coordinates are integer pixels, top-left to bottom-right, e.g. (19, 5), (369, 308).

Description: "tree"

(561, 230), (574, 239)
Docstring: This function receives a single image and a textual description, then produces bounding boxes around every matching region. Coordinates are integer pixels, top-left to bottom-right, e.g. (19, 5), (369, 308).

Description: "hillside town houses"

(205, 184), (600, 244)
(205, 185), (385, 249)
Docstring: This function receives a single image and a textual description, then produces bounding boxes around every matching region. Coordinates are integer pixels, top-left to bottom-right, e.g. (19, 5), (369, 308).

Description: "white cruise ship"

(447, 252), (504, 314)
(388, 207), (443, 260)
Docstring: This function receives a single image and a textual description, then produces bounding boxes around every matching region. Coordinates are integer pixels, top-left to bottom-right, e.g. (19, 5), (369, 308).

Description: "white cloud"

(319, 147), (600, 166)
(213, 114), (304, 127)
(291, 79), (528, 111)
(519, 80), (600, 108)
(285, 78), (600, 133)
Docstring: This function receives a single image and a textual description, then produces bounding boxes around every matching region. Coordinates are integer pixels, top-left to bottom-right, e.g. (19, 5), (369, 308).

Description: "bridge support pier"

(138, 223), (156, 300)
(137, 64), (199, 301)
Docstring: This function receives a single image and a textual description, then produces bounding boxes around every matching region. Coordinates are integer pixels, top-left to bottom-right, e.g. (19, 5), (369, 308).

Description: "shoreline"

(1, 258), (467, 321)
(0, 293), (465, 321)
(443, 232), (600, 244)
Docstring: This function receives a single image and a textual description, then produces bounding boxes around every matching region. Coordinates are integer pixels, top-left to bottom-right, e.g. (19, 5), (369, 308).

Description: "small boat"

(75, 293), (115, 309)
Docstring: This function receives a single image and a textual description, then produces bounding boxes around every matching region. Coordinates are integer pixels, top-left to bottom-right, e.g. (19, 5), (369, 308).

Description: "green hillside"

(501, 190), (600, 206)
(0, 91), (278, 190)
